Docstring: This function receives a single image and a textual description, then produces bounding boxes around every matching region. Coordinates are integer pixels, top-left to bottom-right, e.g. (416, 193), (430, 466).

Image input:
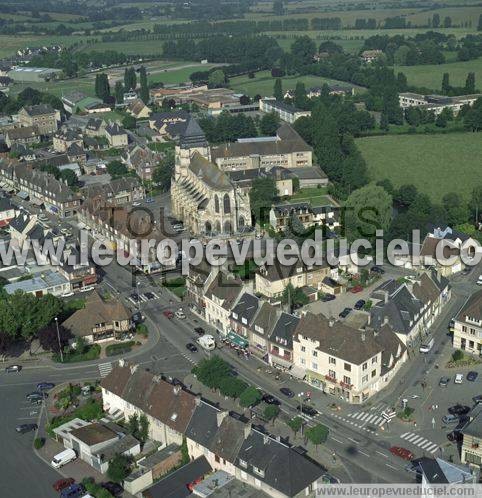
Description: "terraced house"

(453, 289), (482, 356)
(17, 103), (59, 135)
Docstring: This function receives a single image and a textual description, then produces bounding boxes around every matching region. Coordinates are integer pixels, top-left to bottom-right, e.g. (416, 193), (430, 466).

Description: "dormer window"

(253, 466), (265, 477)
(239, 459), (247, 468)
(232, 313), (238, 320)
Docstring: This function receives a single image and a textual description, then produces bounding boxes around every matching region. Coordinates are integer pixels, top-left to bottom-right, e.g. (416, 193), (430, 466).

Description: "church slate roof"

(189, 152), (232, 191)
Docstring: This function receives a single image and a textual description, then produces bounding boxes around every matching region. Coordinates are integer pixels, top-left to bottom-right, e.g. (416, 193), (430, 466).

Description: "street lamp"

(55, 317), (63, 363)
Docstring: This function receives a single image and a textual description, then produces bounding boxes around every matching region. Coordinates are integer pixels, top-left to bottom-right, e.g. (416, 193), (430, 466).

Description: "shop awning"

(30, 197), (43, 206)
(290, 365), (306, 380)
(227, 331), (248, 348)
(17, 190), (29, 200)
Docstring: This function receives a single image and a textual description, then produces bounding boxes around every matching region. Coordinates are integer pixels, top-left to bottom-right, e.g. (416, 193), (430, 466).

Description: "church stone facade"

(171, 119), (252, 236)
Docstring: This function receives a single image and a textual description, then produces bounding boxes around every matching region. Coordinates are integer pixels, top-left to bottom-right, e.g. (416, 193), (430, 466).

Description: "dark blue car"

(60, 483), (85, 498)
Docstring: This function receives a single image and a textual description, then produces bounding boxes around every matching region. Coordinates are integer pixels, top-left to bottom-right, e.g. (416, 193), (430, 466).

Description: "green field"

(290, 187), (332, 207)
(229, 70), (366, 97)
(148, 64), (219, 85)
(356, 133), (482, 202)
(396, 56), (482, 91)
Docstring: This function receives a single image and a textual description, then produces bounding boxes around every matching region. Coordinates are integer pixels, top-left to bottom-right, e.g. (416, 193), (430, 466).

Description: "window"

(239, 459), (247, 468)
(362, 375), (368, 384)
(328, 370), (336, 379)
(312, 362), (318, 371)
(301, 346), (306, 352)
(300, 358), (305, 365)
(362, 362), (367, 371)
(253, 466), (265, 477)
(343, 376), (351, 385)
(371, 369), (377, 378)
(312, 350), (318, 357)
(329, 357), (336, 365)
(372, 357), (378, 364)
(344, 363), (351, 372)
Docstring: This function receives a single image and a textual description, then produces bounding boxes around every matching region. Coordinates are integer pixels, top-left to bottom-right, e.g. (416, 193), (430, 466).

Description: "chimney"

(367, 314), (371, 325)
(216, 410), (228, 427)
(383, 316), (389, 326)
(328, 317), (335, 327)
(173, 385), (181, 396)
(119, 359), (125, 367)
(361, 332), (366, 342)
(195, 395), (202, 406)
(130, 364), (138, 375)
(243, 422), (252, 440)
(384, 290), (389, 304)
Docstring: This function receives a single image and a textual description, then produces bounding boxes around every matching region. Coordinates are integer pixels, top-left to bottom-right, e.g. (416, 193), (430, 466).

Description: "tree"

(395, 184), (418, 208)
(239, 386), (262, 407)
(345, 184), (393, 241)
(273, 0), (284, 15)
(107, 160), (129, 179)
(59, 168), (77, 187)
(435, 112), (448, 128)
(139, 413), (149, 444)
(192, 356), (232, 390)
(465, 72), (476, 94)
(139, 66), (149, 104)
(294, 82), (308, 110)
(287, 416), (303, 436)
(208, 69), (226, 88)
(127, 413), (139, 439)
(282, 283), (309, 309)
(442, 73), (450, 94)
(380, 111), (389, 131)
(152, 153), (174, 191)
(114, 81), (124, 104)
(249, 176), (278, 224)
(273, 78), (283, 101)
(122, 114), (136, 130)
(443, 16), (452, 28)
(305, 424), (329, 451)
(124, 67), (137, 91)
(470, 185), (482, 223)
(219, 376), (248, 398)
(264, 405), (280, 423)
(107, 454), (131, 483)
(443, 192), (470, 226)
(38, 324), (71, 353)
(180, 436), (190, 465)
(478, 14), (482, 31)
(95, 74), (110, 101)
(432, 13), (440, 28)
(260, 112), (280, 136)
(291, 35), (317, 68)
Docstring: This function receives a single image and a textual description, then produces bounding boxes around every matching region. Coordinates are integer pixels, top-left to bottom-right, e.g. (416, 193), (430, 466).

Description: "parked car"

(80, 285), (95, 293)
(354, 299), (366, 310)
(186, 343), (198, 353)
(321, 474), (340, 484)
(60, 483), (85, 498)
(442, 414), (460, 424)
(279, 387), (295, 398)
(448, 404), (470, 416)
(53, 478), (75, 492)
(163, 310), (174, 319)
(61, 291), (75, 298)
(26, 391), (47, 401)
(37, 382), (55, 391)
(438, 377), (450, 387)
(321, 293), (336, 302)
(467, 371), (478, 382)
(350, 285), (363, 293)
(175, 310), (186, 319)
(473, 394), (482, 404)
(15, 423), (38, 433)
(297, 404), (318, 417)
(194, 327), (205, 336)
(454, 373), (464, 384)
(338, 308), (352, 319)
(389, 446), (414, 460)
(262, 393), (280, 405)
(371, 266), (385, 274)
(5, 364), (21, 373)
(477, 275), (482, 286)
(447, 431), (463, 443)
(101, 481), (123, 496)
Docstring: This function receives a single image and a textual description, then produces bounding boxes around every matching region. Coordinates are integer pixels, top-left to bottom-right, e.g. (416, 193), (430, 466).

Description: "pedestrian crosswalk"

(98, 362), (113, 378)
(346, 411), (386, 426)
(400, 432), (439, 454)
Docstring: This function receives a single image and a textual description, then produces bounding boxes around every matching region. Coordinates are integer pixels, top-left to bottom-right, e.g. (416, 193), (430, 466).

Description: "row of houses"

(100, 362), (327, 497)
(399, 92), (482, 116)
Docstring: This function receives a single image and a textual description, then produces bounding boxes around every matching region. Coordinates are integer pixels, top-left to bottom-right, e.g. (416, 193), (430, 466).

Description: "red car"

(350, 285), (364, 293)
(389, 446), (414, 461)
(53, 478), (75, 492)
(163, 310), (174, 319)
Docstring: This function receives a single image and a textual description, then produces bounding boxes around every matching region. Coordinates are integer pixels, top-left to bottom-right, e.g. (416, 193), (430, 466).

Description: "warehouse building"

(7, 67), (62, 83)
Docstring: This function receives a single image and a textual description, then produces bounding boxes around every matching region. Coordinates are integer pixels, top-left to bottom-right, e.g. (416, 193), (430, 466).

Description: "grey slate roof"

(237, 428), (325, 497)
(185, 400), (220, 450)
(250, 301), (278, 337)
(189, 152), (232, 191)
(22, 104), (55, 116)
(270, 312), (299, 349)
(231, 293), (260, 326)
(179, 118), (207, 149)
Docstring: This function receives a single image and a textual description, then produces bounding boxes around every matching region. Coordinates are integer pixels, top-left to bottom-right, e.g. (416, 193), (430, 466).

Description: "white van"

(51, 448), (76, 469)
(419, 337), (434, 353)
(197, 334), (216, 351)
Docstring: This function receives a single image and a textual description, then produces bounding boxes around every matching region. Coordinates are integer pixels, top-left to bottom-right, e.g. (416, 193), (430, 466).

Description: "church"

(170, 118), (252, 236)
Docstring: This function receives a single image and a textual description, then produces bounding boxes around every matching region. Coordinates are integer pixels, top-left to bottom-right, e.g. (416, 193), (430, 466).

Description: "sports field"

(396, 56), (482, 91)
(229, 70), (366, 97)
(356, 133), (482, 202)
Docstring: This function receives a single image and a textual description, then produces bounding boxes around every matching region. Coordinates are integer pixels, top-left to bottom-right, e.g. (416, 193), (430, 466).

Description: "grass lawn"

(395, 56), (482, 91)
(230, 70), (366, 97)
(289, 187), (333, 207)
(163, 277), (186, 298)
(356, 132), (482, 202)
(147, 64), (218, 85)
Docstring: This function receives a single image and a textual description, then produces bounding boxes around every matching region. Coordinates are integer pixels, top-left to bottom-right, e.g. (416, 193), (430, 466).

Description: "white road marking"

(376, 450), (389, 458)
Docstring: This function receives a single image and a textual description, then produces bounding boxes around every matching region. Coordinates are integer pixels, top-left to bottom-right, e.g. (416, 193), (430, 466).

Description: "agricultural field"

(395, 56), (482, 91)
(229, 70), (366, 97)
(356, 133), (482, 202)
(0, 34), (89, 59)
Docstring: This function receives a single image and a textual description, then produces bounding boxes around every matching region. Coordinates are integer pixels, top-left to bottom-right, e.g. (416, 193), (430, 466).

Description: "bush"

(53, 344), (101, 363)
(106, 341), (135, 357)
(239, 386), (262, 407)
(452, 350), (464, 362)
(34, 437), (44, 449)
(218, 376), (247, 398)
(136, 323), (148, 337)
(107, 454), (131, 483)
